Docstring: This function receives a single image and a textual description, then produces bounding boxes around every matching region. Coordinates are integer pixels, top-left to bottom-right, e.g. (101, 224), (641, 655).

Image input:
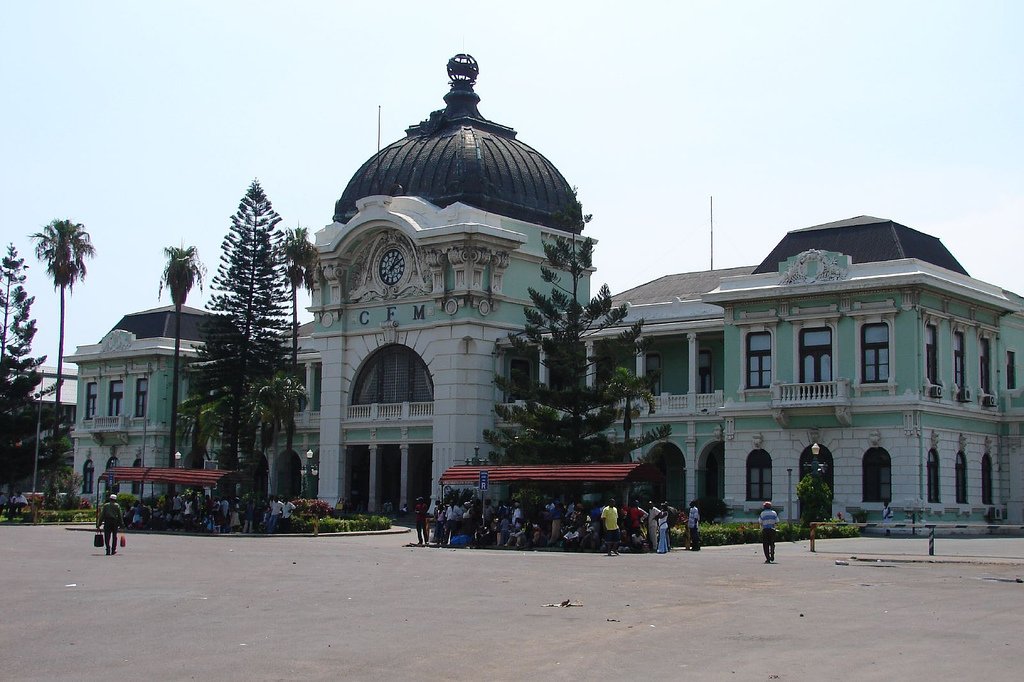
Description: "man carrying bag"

(96, 494), (123, 556)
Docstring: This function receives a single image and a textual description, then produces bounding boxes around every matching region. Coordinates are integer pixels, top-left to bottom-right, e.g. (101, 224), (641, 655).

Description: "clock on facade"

(378, 248), (406, 286)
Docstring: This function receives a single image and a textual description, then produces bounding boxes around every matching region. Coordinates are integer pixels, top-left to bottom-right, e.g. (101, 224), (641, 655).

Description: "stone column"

(368, 444), (381, 513)
(538, 347), (548, 386)
(635, 347), (645, 377)
(587, 341), (596, 387)
(400, 444), (410, 509)
(687, 333), (698, 398)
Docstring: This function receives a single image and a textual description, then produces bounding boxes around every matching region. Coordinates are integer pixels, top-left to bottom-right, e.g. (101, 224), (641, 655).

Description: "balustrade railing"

(344, 402), (434, 421)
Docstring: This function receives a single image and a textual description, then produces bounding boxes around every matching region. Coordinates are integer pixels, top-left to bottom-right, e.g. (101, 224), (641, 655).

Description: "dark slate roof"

(334, 55), (578, 232)
(613, 266), (757, 306)
(753, 216), (969, 276)
(110, 305), (208, 342)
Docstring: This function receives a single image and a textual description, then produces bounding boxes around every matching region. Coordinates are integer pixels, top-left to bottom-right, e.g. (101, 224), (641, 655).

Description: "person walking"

(758, 501), (780, 563)
(601, 498), (621, 556)
(96, 494), (123, 556)
(687, 500), (701, 551)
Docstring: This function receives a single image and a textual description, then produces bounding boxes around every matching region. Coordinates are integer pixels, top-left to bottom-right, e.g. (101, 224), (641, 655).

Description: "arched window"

(926, 449), (940, 503)
(863, 448), (891, 503)
(105, 456), (119, 494)
(981, 454), (993, 505)
(955, 452), (967, 504)
(352, 345), (433, 405)
(746, 449), (772, 501)
(82, 460), (95, 494)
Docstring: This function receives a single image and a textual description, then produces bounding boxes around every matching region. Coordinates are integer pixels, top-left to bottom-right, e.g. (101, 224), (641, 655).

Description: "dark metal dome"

(334, 55), (579, 232)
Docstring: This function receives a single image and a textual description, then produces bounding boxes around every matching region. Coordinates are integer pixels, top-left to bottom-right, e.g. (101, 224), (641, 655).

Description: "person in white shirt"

(687, 501), (701, 551)
(281, 499), (297, 533)
(758, 501), (780, 563)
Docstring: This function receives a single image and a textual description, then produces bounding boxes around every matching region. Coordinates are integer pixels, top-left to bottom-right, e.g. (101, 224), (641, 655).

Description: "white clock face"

(379, 248), (405, 285)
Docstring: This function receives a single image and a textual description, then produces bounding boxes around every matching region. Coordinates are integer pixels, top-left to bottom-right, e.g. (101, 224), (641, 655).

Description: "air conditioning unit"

(928, 385), (943, 399)
(982, 394), (997, 408)
(956, 388), (972, 403)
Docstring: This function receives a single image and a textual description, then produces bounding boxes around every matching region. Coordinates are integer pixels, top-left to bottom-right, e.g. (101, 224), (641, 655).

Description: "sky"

(2, 1), (1022, 370)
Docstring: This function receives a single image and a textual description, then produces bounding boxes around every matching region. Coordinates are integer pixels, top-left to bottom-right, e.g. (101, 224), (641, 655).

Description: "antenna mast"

(710, 195), (714, 270)
(377, 105), (381, 153)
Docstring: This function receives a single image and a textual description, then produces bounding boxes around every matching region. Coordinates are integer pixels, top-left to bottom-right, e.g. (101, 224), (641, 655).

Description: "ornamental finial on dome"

(447, 54), (479, 89)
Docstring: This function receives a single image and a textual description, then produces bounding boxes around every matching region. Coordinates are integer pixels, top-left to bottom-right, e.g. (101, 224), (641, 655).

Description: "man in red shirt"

(414, 497), (429, 545)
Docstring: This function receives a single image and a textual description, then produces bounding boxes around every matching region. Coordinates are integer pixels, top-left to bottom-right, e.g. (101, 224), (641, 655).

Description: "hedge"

(290, 514), (391, 533)
(1, 509), (97, 524)
(669, 521), (859, 547)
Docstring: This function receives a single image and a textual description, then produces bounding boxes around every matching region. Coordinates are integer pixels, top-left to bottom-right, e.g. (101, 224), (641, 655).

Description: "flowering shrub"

(290, 498), (333, 519)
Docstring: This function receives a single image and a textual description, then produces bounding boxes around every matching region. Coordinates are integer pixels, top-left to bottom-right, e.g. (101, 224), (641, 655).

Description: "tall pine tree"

(0, 244), (46, 487)
(484, 193), (670, 464)
(197, 180), (288, 470)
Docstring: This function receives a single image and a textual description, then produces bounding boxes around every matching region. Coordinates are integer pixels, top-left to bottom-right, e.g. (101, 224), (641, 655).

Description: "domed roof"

(333, 55), (579, 232)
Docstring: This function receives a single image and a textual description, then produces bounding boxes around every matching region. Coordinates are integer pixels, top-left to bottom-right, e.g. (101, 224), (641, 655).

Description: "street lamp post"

(174, 451), (182, 468)
(786, 468), (793, 524)
(305, 449), (313, 499)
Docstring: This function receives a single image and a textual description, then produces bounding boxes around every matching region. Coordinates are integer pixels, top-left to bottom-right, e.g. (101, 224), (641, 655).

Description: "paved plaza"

(1, 525), (1022, 681)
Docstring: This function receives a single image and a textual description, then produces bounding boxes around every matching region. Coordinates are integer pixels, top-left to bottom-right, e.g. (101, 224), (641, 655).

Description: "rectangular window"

(979, 337), (991, 394)
(746, 332), (772, 389)
(108, 380), (124, 417)
(953, 331), (965, 389)
(1008, 351), (1017, 390)
(134, 378), (148, 417)
(861, 323), (890, 383)
(85, 382), (97, 420)
(509, 358), (531, 401)
(925, 324), (938, 384)
(645, 353), (661, 395)
(698, 349), (713, 393)
(799, 327), (832, 383)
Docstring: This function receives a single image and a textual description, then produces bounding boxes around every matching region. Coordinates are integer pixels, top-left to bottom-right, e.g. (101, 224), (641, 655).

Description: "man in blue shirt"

(758, 501), (780, 563)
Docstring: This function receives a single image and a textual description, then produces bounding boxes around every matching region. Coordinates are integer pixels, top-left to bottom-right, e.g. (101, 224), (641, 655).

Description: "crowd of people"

(416, 497), (707, 554)
(0, 491), (30, 520)
(111, 493), (301, 534)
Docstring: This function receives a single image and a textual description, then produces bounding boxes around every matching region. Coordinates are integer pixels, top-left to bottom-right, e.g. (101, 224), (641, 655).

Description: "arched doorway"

(254, 455), (269, 498)
(699, 441), (724, 500)
(645, 442), (686, 507)
(275, 451), (302, 498)
(799, 444), (834, 491)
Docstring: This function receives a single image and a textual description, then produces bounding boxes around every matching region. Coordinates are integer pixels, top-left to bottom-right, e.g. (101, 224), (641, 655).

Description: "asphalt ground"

(1, 525), (1022, 681)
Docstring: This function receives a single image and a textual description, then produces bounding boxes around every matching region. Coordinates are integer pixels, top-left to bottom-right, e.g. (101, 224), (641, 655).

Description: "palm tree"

(281, 227), (318, 368)
(605, 366), (657, 458)
(30, 219), (96, 439)
(159, 245), (206, 467)
(246, 371), (307, 495)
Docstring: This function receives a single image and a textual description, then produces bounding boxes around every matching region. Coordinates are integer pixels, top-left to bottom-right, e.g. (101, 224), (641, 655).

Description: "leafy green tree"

(484, 192), (669, 464)
(245, 371), (306, 495)
(30, 219), (96, 439)
(281, 226), (318, 369)
(158, 245), (206, 467)
(796, 473), (833, 524)
(605, 366), (657, 449)
(196, 181), (288, 470)
(0, 244), (46, 487)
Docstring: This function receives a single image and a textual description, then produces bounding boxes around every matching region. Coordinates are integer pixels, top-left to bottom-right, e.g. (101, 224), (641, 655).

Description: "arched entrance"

(254, 455), (269, 498)
(645, 442), (686, 507)
(698, 441), (724, 500)
(346, 344), (435, 512)
(275, 451), (302, 498)
(799, 444), (834, 491)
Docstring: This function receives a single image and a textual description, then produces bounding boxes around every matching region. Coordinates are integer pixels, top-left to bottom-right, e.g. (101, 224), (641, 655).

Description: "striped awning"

(439, 463), (665, 485)
(101, 466), (236, 488)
